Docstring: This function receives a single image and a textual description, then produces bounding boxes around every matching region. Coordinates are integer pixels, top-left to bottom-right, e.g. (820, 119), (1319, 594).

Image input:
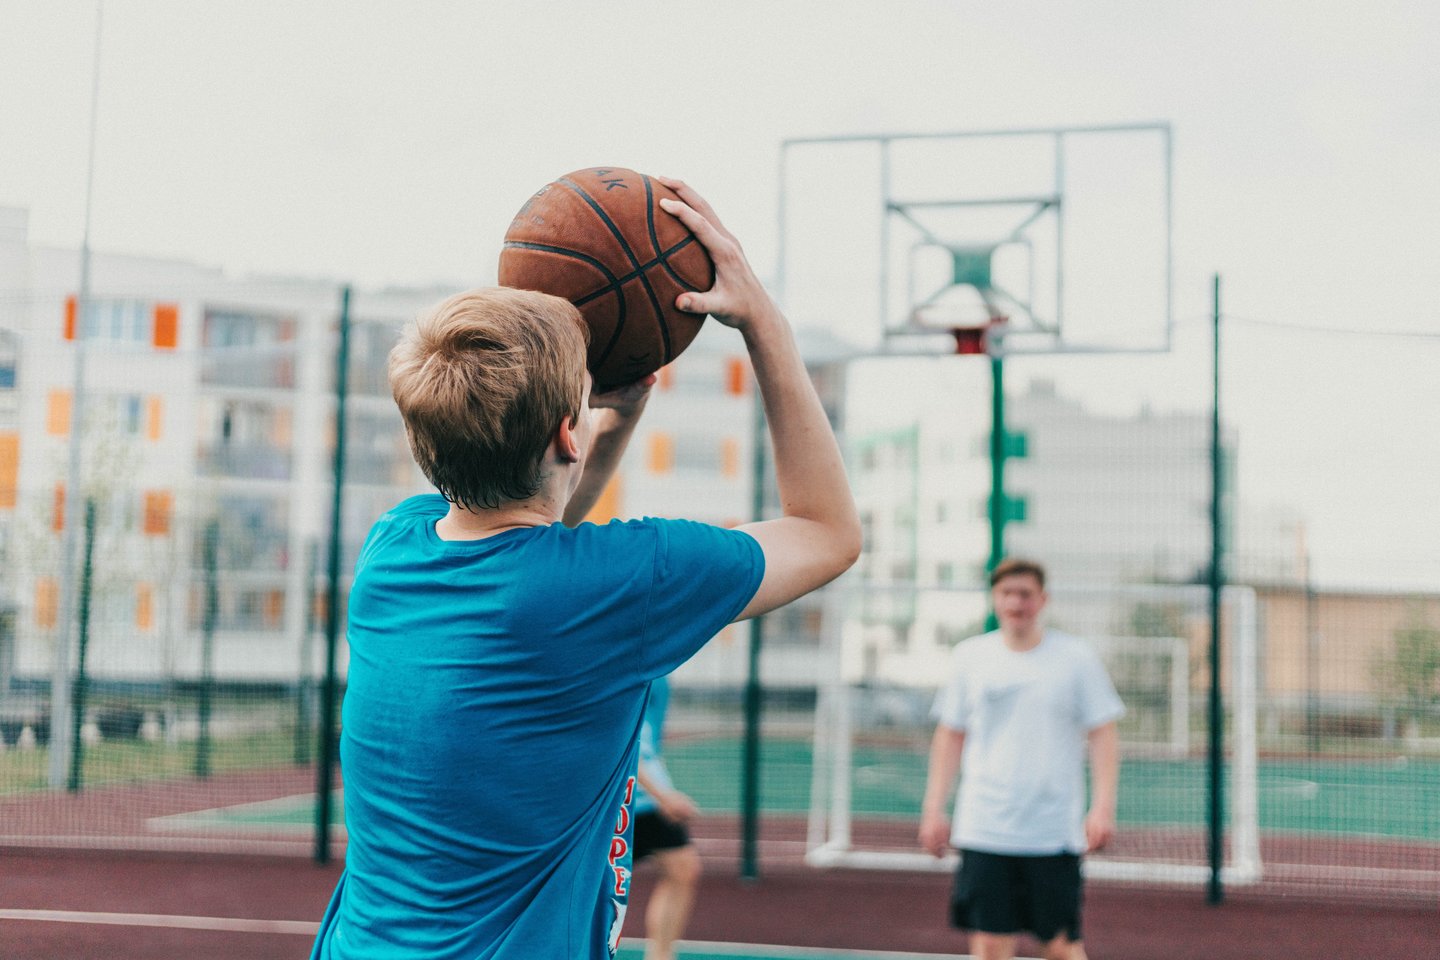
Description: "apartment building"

(0, 206), (439, 688)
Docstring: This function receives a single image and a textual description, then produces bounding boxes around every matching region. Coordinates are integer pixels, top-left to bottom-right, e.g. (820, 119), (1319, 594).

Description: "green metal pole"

(295, 539), (317, 766)
(66, 499), (97, 792)
(196, 518), (218, 779)
(740, 378), (766, 882)
(316, 285), (351, 864)
(985, 353), (1006, 630)
(1207, 273), (1225, 905)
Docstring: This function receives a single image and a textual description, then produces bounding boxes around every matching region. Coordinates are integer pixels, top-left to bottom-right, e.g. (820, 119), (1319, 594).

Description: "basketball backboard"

(776, 123), (1172, 356)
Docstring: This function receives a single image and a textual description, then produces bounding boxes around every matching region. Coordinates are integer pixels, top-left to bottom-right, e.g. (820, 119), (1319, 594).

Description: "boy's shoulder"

(1043, 629), (1098, 659)
(949, 630), (1002, 666)
(384, 494), (450, 520)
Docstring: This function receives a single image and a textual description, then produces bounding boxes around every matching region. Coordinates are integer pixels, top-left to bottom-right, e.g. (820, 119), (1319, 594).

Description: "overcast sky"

(2, 0), (1437, 589)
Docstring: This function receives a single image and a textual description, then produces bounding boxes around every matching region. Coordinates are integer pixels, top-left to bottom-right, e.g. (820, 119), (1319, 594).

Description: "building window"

(65, 298), (154, 344)
(124, 395), (143, 435)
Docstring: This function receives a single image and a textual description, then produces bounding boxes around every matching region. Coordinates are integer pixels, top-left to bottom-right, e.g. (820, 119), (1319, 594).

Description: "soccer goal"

(805, 582), (1261, 887)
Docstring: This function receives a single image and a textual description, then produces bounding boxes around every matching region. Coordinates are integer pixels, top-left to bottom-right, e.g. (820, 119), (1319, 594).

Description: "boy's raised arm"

(657, 179), (861, 620)
(562, 376), (654, 527)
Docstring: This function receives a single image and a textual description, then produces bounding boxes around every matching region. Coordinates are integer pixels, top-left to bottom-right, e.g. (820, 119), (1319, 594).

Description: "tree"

(1371, 609), (1440, 738)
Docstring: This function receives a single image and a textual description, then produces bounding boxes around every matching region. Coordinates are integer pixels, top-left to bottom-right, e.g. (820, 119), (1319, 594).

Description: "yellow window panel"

(0, 432), (17, 509)
(146, 396), (164, 441)
(647, 432), (674, 474)
(136, 583), (154, 630)
(47, 390), (72, 435)
(36, 577), (58, 628)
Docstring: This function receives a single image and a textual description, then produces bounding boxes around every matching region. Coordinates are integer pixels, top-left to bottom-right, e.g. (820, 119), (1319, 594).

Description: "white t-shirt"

(934, 628), (1124, 855)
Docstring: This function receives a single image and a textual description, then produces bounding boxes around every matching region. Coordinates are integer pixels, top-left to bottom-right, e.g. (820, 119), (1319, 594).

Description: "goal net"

(805, 582), (1261, 886)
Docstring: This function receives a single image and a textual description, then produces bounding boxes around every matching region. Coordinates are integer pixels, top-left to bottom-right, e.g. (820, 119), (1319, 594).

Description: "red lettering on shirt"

(614, 805), (630, 834)
(623, 776), (635, 804)
(610, 837), (629, 863)
(612, 864), (630, 897)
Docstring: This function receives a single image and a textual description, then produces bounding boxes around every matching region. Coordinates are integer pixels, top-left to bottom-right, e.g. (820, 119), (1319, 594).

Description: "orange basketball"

(498, 167), (714, 390)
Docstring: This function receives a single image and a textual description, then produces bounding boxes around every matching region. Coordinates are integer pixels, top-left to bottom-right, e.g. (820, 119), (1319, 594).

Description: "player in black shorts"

(950, 849), (1084, 946)
(919, 559), (1124, 960)
(630, 676), (700, 960)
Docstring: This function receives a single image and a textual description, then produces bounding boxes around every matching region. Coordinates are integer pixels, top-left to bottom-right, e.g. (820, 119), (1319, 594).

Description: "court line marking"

(0, 914), (993, 957)
(0, 908), (319, 935)
(652, 939), (994, 960)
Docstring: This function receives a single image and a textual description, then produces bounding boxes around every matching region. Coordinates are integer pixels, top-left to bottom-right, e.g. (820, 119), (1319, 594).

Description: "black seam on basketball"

(644, 176), (705, 293)
(643, 176), (678, 363)
(572, 236), (700, 306)
(559, 177), (673, 364)
(557, 178), (645, 272)
(657, 237), (704, 292)
(557, 177), (661, 366)
(502, 240), (619, 284)
(502, 240), (627, 368)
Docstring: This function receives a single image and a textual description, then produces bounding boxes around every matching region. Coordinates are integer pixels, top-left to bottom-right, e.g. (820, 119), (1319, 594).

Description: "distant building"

(844, 375), (1301, 687)
(0, 205), (440, 688)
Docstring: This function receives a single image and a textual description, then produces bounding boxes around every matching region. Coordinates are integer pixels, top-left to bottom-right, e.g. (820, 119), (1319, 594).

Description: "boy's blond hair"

(389, 287), (589, 510)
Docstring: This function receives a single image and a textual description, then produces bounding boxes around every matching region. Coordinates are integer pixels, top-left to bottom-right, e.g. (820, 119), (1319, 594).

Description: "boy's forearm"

(741, 308), (857, 537)
(922, 726), (965, 815)
(562, 408), (640, 526)
(1088, 722), (1120, 813)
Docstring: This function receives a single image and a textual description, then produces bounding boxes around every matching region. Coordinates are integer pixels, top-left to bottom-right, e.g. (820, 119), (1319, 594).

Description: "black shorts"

(950, 849), (1083, 942)
(632, 810), (690, 861)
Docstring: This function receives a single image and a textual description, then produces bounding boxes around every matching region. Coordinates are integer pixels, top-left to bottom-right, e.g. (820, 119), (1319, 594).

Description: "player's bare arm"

(919, 724), (966, 857)
(1085, 721), (1120, 852)
(658, 178), (862, 620)
(562, 375), (656, 526)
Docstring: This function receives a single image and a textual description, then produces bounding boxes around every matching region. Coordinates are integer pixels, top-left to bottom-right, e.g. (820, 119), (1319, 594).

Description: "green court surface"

(162, 738), (1440, 842)
(665, 738), (1440, 840)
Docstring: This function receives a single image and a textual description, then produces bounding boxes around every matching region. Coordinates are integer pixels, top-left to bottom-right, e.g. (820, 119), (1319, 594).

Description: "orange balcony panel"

(153, 303), (179, 349)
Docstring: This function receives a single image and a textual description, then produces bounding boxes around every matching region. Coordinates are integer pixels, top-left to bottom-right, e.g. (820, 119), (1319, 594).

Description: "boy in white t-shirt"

(919, 558), (1123, 960)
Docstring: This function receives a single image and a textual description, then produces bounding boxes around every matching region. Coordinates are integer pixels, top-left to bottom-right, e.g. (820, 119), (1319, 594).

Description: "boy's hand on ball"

(657, 178), (777, 332)
(588, 373), (655, 416)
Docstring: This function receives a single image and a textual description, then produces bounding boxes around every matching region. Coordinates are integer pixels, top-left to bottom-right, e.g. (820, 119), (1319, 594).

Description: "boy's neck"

(435, 501), (558, 541)
(1000, 625), (1045, 652)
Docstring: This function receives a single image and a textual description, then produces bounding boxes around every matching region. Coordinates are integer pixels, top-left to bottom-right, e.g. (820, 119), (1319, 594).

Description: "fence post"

(1207, 273), (1226, 905)
(66, 498), (97, 792)
(316, 284), (351, 864)
(196, 518), (218, 779)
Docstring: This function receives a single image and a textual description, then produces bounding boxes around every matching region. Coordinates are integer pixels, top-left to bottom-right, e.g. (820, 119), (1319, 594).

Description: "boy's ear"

(556, 415), (581, 463)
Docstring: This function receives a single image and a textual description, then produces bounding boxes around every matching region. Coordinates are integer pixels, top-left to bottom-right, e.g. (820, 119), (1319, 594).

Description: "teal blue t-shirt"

(311, 495), (763, 960)
(631, 675), (673, 816)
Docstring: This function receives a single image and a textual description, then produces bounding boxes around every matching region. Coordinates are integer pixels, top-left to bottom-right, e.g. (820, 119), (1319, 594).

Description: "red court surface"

(4, 847), (1438, 960)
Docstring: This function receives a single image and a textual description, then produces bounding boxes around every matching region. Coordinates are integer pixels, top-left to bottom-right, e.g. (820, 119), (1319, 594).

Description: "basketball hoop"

(905, 302), (1008, 357)
(949, 318), (1006, 356)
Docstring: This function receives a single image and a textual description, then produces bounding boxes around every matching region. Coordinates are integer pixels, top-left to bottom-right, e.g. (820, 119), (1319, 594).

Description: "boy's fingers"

(675, 291), (713, 315)
(656, 177), (729, 236)
(658, 196), (724, 247)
